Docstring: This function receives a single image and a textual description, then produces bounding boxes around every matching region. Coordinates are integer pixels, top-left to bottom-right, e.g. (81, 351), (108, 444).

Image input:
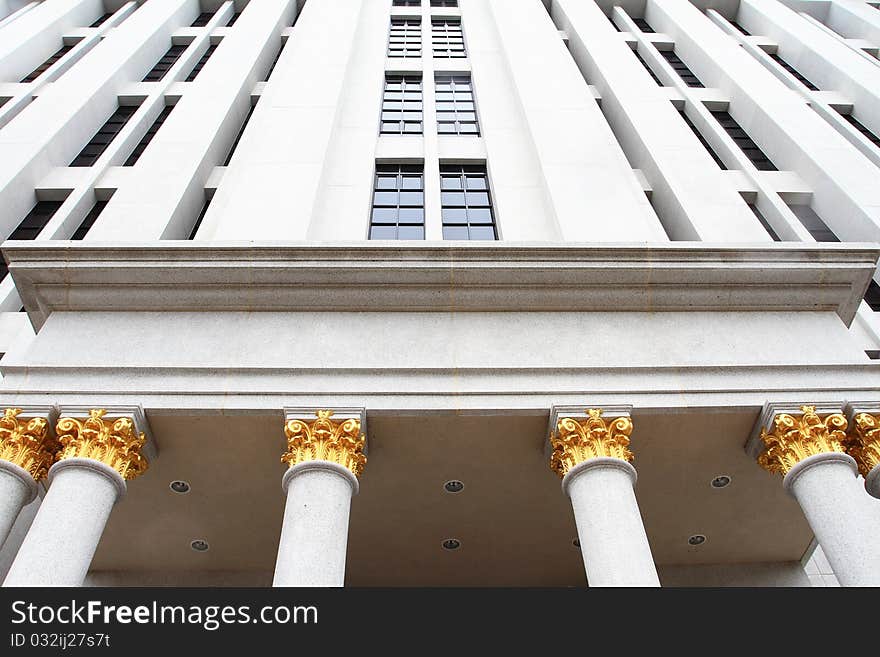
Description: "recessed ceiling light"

(442, 538), (461, 551)
(688, 534), (707, 546)
(190, 539), (209, 552)
(170, 480), (191, 494)
(444, 480), (464, 493)
(711, 475), (731, 489)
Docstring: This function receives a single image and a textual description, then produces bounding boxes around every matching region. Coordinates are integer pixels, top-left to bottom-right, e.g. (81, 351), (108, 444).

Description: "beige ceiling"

(90, 408), (812, 586)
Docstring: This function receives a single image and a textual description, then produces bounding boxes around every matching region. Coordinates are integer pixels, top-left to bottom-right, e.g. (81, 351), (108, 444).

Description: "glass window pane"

(467, 208), (493, 224)
(374, 191), (398, 204)
(442, 208), (468, 224)
(466, 191), (490, 205)
(465, 176), (488, 190)
(469, 225), (496, 240)
(441, 191), (466, 206)
(371, 207), (398, 224)
(399, 191), (424, 206)
(370, 225), (398, 239)
(398, 207), (424, 222)
(440, 176), (462, 190)
(443, 225), (469, 240)
(401, 176), (423, 190)
(397, 225), (425, 240)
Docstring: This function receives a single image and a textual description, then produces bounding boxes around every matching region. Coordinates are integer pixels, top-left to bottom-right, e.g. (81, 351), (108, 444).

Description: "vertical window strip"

(658, 49), (704, 87)
(381, 74), (423, 135)
(124, 105), (175, 166)
(710, 110), (777, 171)
(227, 12), (241, 26)
(191, 12), (214, 27)
(70, 104), (139, 167)
(90, 13), (113, 28)
(841, 113), (880, 148)
(747, 203), (779, 241)
(633, 18), (655, 33)
(388, 18), (422, 58)
(263, 46), (283, 81)
(440, 165), (497, 240)
(143, 44), (188, 82)
(432, 19), (466, 58)
(189, 199), (211, 239)
(435, 74), (479, 135)
(369, 164), (425, 240)
(72, 201), (107, 240)
(0, 201), (64, 279)
(21, 43), (76, 83)
(224, 105), (256, 165)
(633, 50), (662, 86)
(770, 54), (818, 90)
(679, 111), (726, 169)
(186, 44), (218, 81)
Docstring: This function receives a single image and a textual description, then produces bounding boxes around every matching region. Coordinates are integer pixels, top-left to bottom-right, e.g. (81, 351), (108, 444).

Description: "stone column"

(755, 404), (880, 586)
(845, 404), (880, 500)
(3, 408), (150, 587)
(549, 407), (660, 587)
(0, 407), (56, 549)
(273, 409), (367, 587)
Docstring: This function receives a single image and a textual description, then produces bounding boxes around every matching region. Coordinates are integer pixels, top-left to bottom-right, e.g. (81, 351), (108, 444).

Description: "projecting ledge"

(2, 242), (878, 329)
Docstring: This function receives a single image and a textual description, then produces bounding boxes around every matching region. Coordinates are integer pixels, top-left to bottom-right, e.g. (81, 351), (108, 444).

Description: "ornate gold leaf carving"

(282, 410), (367, 477)
(758, 405), (848, 476)
(847, 413), (880, 478)
(56, 409), (149, 481)
(549, 409), (634, 478)
(0, 408), (57, 481)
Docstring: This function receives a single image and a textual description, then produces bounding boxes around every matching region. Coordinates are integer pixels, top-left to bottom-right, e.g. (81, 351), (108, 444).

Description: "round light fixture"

(444, 480), (464, 493)
(710, 475), (731, 489)
(190, 539), (209, 552)
(688, 534), (707, 546)
(169, 480), (191, 494)
(442, 538), (461, 551)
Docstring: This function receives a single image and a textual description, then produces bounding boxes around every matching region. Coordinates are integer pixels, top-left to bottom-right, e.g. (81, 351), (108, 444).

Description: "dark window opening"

(263, 46), (283, 81)
(227, 12), (241, 26)
(185, 44), (217, 81)
(710, 111), (777, 171)
(143, 44), (188, 82)
(730, 21), (751, 36)
(634, 51), (662, 85)
(659, 49), (704, 87)
(679, 111), (726, 169)
(865, 281), (880, 312)
(188, 199), (211, 239)
(0, 201), (64, 279)
(224, 105), (256, 165)
(841, 113), (880, 148)
(748, 203), (779, 241)
(191, 12), (214, 27)
(21, 44), (75, 83)
(633, 18), (655, 33)
(90, 13), (113, 28)
(770, 54), (818, 91)
(70, 104), (139, 167)
(790, 204), (838, 242)
(124, 105), (174, 166)
(72, 201), (107, 240)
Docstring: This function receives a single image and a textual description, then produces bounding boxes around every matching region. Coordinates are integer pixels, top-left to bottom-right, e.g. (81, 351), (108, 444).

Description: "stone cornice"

(2, 242), (877, 328)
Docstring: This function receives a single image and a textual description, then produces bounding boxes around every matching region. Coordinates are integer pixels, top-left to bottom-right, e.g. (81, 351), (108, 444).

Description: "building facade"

(0, 0), (879, 587)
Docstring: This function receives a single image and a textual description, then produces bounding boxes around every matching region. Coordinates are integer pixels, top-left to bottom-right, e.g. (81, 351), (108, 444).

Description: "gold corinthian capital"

(55, 409), (149, 480)
(758, 405), (848, 476)
(549, 409), (634, 478)
(847, 413), (880, 479)
(282, 410), (367, 477)
(0, 408), (58, 481)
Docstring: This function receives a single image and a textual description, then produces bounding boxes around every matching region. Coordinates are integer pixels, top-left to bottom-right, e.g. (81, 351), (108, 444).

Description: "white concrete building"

(0, 0), (878, 587)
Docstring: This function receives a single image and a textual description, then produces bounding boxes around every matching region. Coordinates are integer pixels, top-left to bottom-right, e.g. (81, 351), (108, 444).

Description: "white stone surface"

(784, 452), (880, 586)
(563, 457), (660, 587)
(273, 460), (357, 587)
(0, 460), (36, 549)
(3, 457), (125, 587)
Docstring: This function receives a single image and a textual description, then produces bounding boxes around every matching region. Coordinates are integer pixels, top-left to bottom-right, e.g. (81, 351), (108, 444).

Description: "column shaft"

(273, 462), (355, 587)
(785, 454), (880, 586)
(3, 459), (123, 587)
(565, 458), (660, 587)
